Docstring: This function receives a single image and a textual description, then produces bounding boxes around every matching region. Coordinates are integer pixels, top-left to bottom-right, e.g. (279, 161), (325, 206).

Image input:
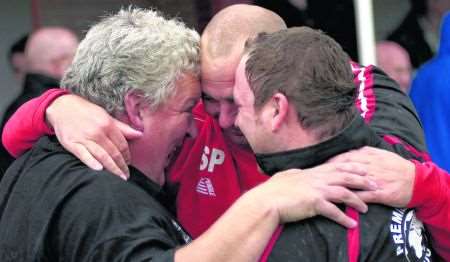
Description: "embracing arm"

(176, 162), (374, 261)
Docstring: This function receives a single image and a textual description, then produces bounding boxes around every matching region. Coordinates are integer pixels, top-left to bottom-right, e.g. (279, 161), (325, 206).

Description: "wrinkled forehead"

(201, 52), (242, 99)
(177, 73), (201, 100)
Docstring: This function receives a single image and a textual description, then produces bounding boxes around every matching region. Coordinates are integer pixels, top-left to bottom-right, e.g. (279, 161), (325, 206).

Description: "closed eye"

(202, 92), (217, 102)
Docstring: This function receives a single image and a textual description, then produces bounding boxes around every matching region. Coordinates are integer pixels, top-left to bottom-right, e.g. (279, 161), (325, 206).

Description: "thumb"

(113, 119), (143, 140)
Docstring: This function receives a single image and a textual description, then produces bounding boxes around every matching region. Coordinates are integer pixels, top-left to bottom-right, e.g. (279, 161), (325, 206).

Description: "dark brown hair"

(244, 26), (356, 140)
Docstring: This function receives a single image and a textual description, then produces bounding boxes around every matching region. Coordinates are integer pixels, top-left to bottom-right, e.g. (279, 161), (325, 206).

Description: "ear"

(270, 92), (289, 132)
(124, 91), (145, 132)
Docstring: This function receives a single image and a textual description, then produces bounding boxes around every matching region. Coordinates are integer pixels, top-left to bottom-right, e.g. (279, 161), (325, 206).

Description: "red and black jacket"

(255, 115), (435, 262)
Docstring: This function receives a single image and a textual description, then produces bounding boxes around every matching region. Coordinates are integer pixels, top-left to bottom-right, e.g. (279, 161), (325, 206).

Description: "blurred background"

(0, 0), (447, 121)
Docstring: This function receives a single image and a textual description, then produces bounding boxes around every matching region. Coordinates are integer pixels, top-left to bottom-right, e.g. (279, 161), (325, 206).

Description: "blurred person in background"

(410, 12), (450, 173)
(255, 0), (358, 60)
(376, 41), (413, 93)
(7, 34), (29, 84)
(388, 0), (450, 69)
(0, 27), (78, 174)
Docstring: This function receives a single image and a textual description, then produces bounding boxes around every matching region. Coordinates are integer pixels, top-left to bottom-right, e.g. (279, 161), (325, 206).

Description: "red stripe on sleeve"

(346, 207), (360, 262)
(259, 225), (283, 262)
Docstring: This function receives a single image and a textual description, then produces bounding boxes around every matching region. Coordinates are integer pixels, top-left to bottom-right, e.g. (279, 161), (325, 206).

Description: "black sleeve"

(48, 175), (180, 262)
(352, 63), (428, 159)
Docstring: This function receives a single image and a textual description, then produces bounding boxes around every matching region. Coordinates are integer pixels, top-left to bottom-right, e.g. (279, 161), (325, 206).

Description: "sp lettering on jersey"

(199, 146), (225, 172)
(390, 208), (433, 261)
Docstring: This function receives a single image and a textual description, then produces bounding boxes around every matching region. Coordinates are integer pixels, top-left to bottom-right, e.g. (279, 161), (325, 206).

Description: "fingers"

(317, 201), (357, 228)
(334, 162), (368, 176)
(68, 143), (103, 171)
(330, 167), (378, 191)
(98, 137), (130, 179)
(327, 186), (368, 213)
(328, 146), (378, 164)
(77, 140), (128, 180)
(354, 190), (393, 207)
(109, 120), (133, 164)
(114, 119), (142, 140)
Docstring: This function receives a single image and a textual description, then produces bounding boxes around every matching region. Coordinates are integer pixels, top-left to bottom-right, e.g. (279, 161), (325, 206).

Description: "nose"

(187, 115), (198, 138)
(218, 102), (238, 129)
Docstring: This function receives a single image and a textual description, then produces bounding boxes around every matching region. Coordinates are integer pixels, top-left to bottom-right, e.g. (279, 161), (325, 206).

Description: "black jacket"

(0, 136), (191, 261)
(256, 116), (435, 262)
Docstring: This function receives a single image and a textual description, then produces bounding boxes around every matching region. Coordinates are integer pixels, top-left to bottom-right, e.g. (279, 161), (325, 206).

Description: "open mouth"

(165, 143), (183, 172)
(229, 128), (244, 137)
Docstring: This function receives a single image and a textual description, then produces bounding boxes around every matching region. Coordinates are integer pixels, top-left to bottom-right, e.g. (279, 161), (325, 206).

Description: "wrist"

(407, 161), (438, 210)
(45, 94), (70, 129)
(240, 185), (281, 226)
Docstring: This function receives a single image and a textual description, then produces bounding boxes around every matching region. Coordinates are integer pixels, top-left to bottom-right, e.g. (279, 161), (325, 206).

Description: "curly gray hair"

(61, 7), (200, 114)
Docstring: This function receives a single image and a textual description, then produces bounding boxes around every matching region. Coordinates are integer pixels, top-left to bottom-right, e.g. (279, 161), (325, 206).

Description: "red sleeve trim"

(32, 89), (70, 135)
(383, 135), (431, 161)
(259, 225), (283, 262)
(346, 207), (360, 262)
(2, 88), (69, 157)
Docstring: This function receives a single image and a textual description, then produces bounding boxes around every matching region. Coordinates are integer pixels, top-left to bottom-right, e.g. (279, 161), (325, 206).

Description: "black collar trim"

(255, 116), (382, 175)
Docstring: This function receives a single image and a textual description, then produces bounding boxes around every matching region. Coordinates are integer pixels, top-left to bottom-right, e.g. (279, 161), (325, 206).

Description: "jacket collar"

(255, 116), (382, 175)
(23, 73), (59, 93)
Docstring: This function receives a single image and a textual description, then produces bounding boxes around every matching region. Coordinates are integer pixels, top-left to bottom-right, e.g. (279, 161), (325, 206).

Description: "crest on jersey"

(390, 208), (432, 261)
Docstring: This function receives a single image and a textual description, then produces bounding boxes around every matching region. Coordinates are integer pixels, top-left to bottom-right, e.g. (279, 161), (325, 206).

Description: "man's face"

(201, 54), (248, 146)
(137, 73), (200, 184)
(11, 52), (27, 82)
(233, 56), (269, 153)
(384, 61), (411, 93)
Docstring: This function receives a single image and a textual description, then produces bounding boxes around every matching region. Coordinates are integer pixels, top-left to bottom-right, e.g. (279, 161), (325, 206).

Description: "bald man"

(0, 27), (78, 173)
(376, 41), (412, 93)
(200, 5), (286, 146)
(25, 27), (78, 80)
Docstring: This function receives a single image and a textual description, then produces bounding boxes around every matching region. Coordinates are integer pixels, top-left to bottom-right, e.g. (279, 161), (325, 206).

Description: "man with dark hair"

(233, 26), (434, 261)
(7, 34), (29, 83)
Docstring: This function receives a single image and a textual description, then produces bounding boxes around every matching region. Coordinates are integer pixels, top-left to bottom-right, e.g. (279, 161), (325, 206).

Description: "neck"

(273, 124), (319, 152)
(115, 114), (163, 185)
